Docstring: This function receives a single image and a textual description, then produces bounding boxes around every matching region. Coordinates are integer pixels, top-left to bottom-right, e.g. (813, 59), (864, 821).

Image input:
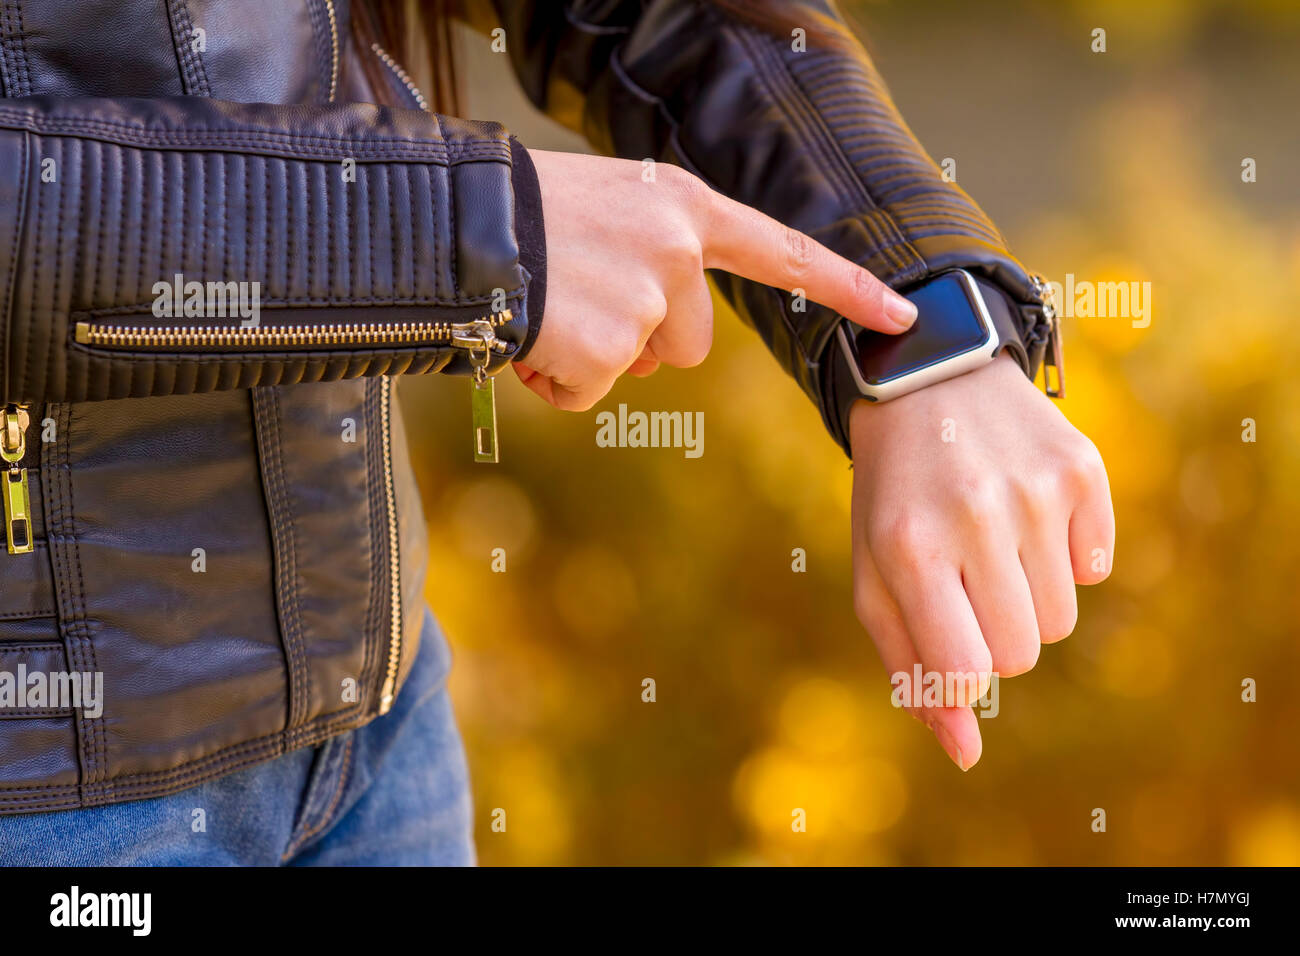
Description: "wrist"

(827, 268), (1061, 459)
(849, 352), (1025, 454)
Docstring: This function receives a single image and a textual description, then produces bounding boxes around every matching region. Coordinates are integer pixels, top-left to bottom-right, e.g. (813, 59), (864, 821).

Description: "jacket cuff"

(0, 96), (531, 403)
(509, 136), (546, 363)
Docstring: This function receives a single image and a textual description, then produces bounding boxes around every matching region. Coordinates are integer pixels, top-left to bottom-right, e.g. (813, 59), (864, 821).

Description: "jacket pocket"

(0, 641), (82, 813)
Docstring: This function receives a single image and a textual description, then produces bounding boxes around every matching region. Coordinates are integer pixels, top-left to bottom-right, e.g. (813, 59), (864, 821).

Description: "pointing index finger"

(700, 190), (917, 333)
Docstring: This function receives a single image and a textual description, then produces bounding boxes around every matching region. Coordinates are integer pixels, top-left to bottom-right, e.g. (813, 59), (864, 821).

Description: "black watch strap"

(974, 275), (1031, 376)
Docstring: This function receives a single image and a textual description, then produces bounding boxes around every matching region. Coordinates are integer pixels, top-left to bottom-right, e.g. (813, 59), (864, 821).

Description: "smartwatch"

(832, 267), (1063, 406)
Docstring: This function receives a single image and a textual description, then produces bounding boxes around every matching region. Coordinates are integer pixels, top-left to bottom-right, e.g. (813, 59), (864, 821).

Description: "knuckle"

(555, 388), (598, 413)
(682, 234), (706, 269)
(851, 264), (883, 310)
(677, 336), (711, 369)
(610, 327), (645, 370)
(661, 163), (707, 207)
(933, 651), (994, 702)
(954, 476), (1005, 530)
(992, 638), (1040, 678)
(1011, 470), (1060, 520)
(581, 329), (635, 376)
(1063, 436), (1107, 490)
(675, 295), (714, 367)
(1039, 602), (1079, 644)
(781, 226), (816, 280)
(667, 235), (705, 278)
(872, 512), (941, 572)
(948, 649), (994, 680)
(639, 292), (670, 330)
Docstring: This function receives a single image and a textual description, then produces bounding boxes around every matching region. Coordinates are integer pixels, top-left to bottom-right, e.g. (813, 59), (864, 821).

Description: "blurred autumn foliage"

(397, 0), (1300, 864)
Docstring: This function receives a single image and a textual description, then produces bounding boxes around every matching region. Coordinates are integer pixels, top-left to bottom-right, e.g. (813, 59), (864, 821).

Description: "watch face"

(850, 271), (991, 385)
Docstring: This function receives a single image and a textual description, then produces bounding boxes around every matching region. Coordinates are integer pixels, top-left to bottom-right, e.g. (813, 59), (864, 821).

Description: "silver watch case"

(835, 268), (1000, 403)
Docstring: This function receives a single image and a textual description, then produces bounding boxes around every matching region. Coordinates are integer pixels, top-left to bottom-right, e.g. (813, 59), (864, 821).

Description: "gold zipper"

(376, 319), (506, 711)
(74, 312), (512, 350)
(75, 311), (513, 466)
(1029, 273), (1066, 399)
(371, 42), (430, 113)
(322, 0), (339, 104)
(1, 403), (34, 555)
(376, 377), (402, 714)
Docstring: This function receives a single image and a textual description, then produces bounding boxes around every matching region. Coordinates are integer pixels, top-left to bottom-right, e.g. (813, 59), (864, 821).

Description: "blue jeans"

(0, 610), (475, 866)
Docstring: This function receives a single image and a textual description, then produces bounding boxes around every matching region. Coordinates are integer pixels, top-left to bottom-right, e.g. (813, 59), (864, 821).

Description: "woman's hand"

(514, 149), (919, 409)
(849, 354), (1115, 771)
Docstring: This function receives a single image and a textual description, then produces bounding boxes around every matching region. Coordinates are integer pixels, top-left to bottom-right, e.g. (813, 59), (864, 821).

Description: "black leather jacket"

(0, 0), (1052, 816)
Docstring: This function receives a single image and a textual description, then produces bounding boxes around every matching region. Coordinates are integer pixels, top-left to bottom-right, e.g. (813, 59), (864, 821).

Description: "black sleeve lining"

(509, 136), (546, 363)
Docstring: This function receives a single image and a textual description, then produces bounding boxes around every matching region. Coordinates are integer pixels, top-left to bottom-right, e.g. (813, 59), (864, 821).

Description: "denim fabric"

(0, 609), (475, 866)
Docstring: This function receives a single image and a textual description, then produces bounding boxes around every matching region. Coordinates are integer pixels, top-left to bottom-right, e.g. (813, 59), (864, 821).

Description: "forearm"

(475, 0), (1054, 452)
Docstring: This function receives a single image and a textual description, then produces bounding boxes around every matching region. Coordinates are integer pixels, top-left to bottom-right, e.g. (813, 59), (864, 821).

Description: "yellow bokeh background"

(396, 0), (1300, 864)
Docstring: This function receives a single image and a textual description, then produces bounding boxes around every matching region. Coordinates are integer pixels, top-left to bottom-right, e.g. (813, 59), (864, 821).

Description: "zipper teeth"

(75, 311), (512, 349)
(322, 0), (339, 103)
(370, 42), (430, 112)
(378, 378), (402, 713)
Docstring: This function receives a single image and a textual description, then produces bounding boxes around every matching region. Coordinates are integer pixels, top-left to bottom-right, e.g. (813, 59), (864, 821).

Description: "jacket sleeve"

(0, 95), (538, 403)
(481, 0), (1057, 454)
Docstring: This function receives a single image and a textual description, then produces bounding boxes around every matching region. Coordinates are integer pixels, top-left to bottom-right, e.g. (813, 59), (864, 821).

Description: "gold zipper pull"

(451, 318), (508, 464)
(1, 404), (33, 555)
(469, 365), (498, 463)
(1030, 273), (1066, 399)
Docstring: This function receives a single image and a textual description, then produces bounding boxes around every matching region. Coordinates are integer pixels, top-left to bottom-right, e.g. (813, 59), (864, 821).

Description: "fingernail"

(934, 724), (967, 772)
(885, 291), (918, 329)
